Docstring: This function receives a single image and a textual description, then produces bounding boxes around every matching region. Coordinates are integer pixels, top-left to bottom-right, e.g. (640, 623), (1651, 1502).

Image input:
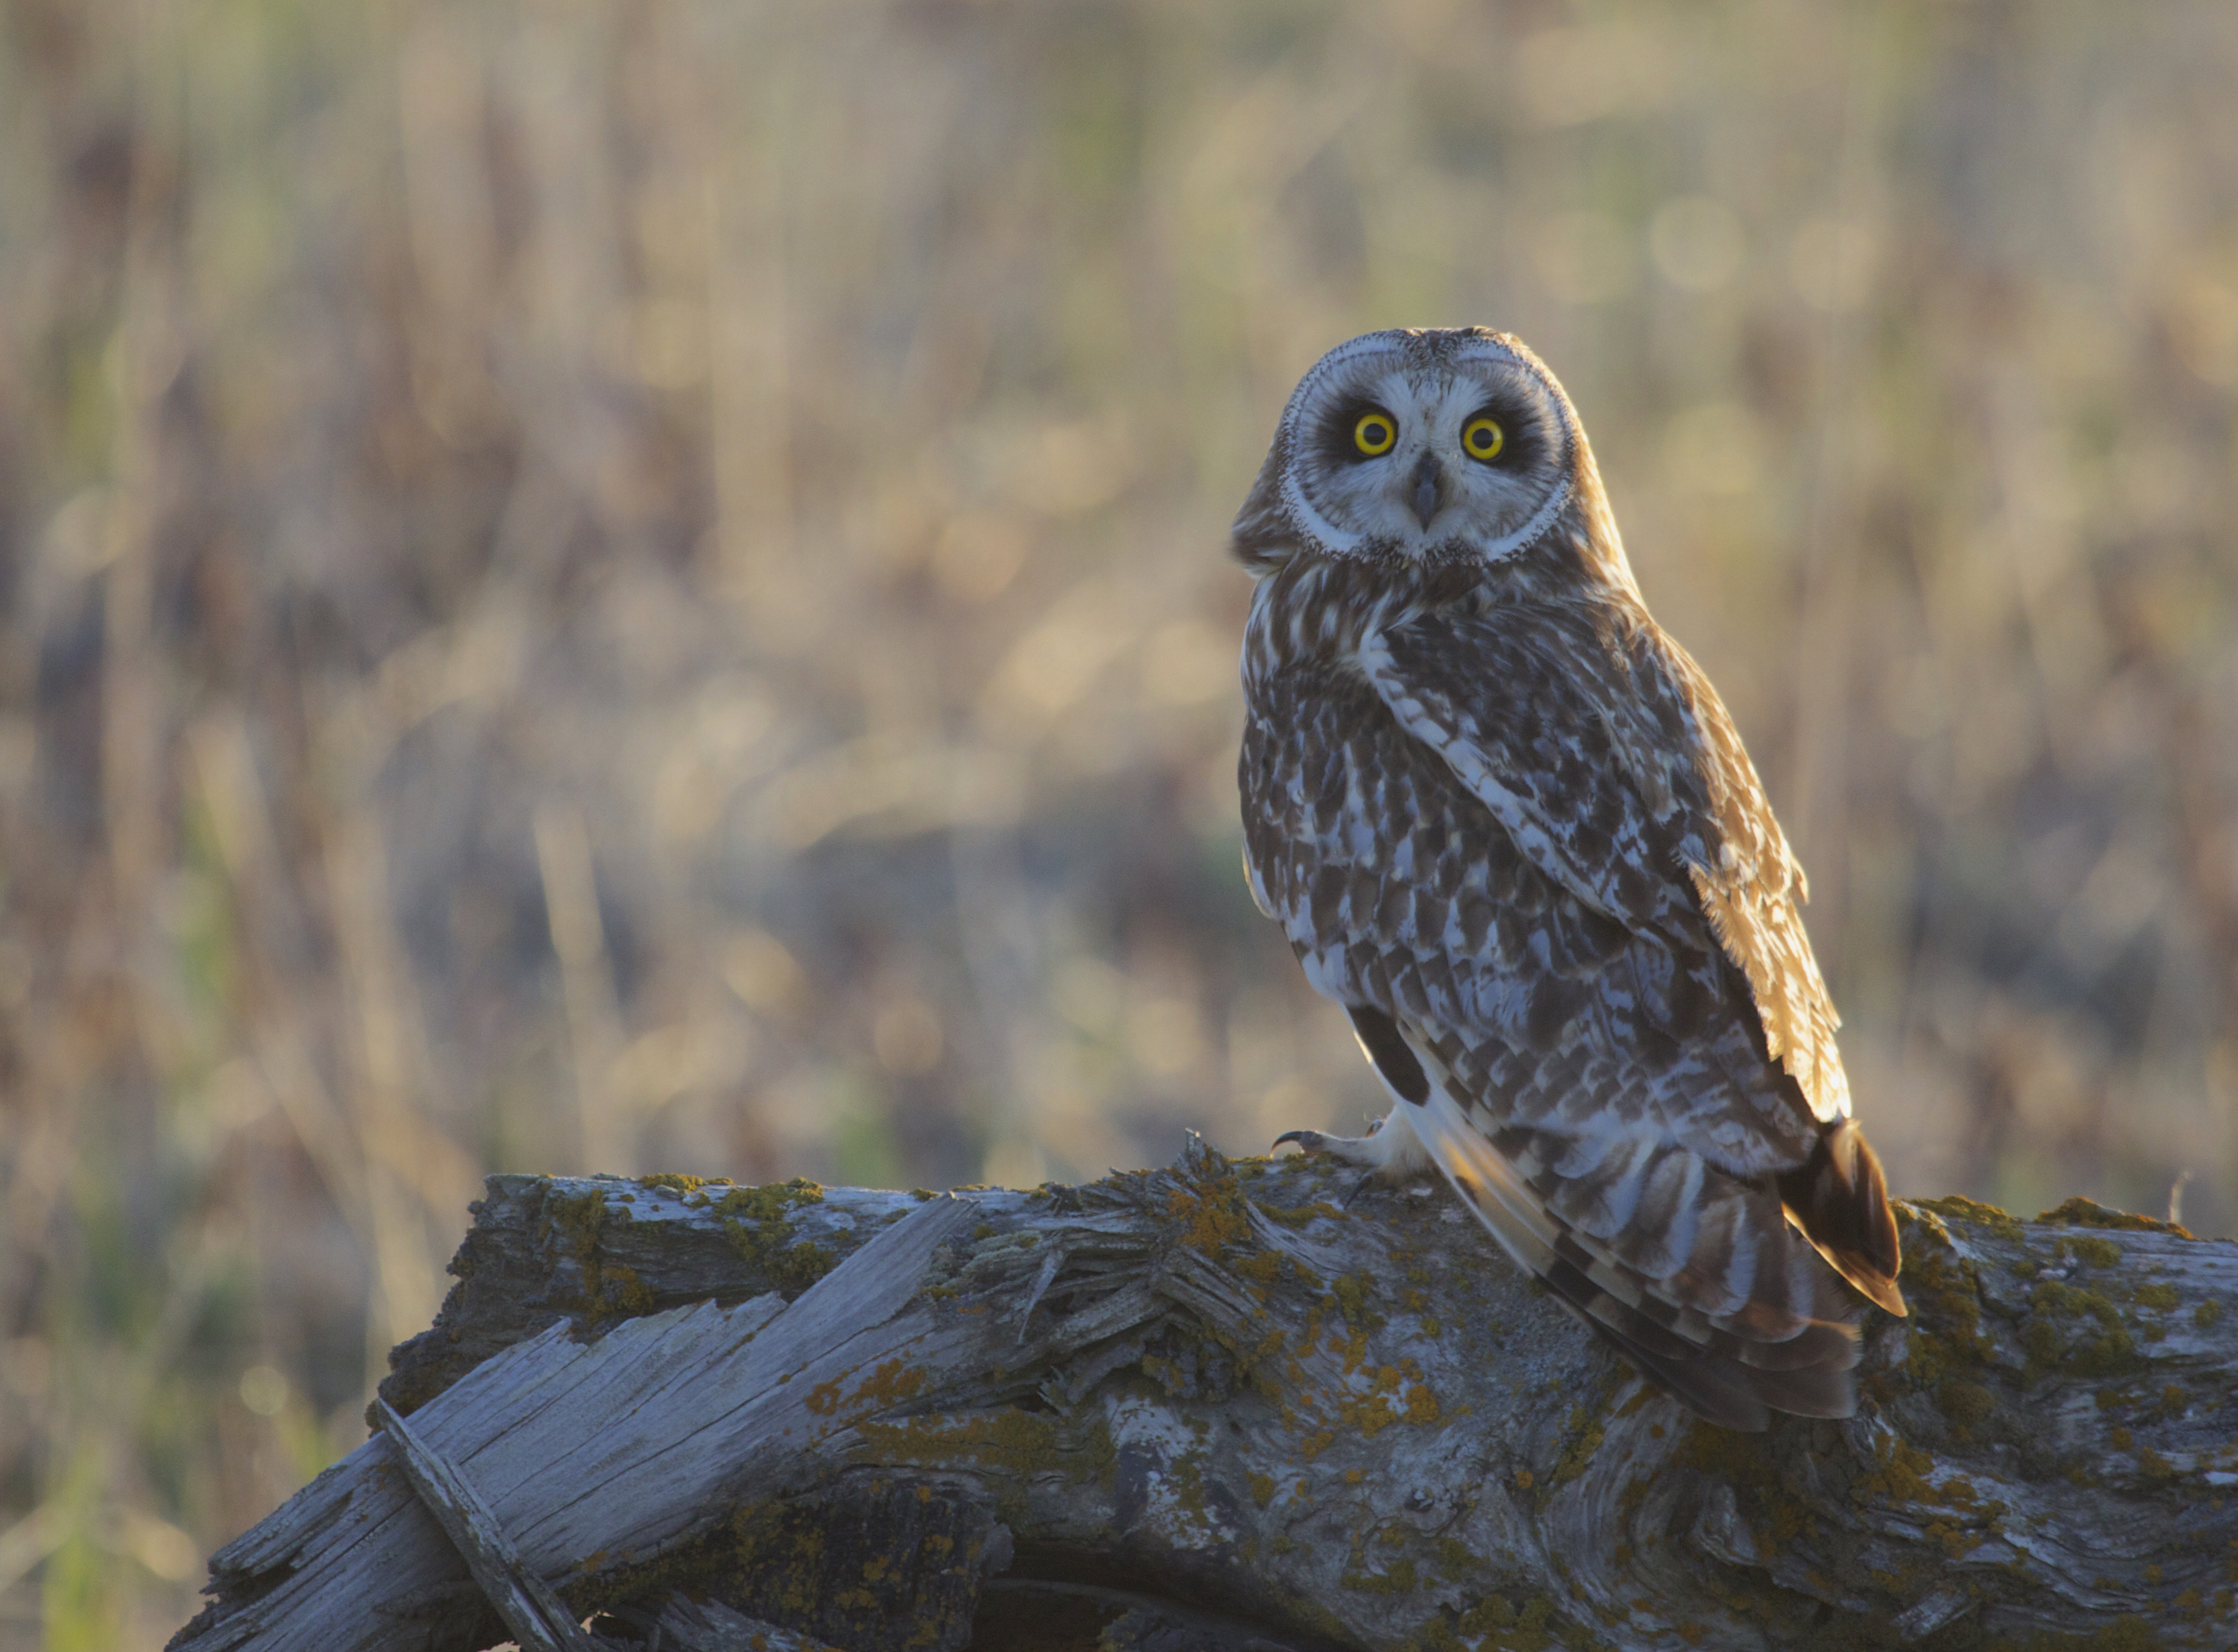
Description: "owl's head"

(1232, 329), (1609, 577)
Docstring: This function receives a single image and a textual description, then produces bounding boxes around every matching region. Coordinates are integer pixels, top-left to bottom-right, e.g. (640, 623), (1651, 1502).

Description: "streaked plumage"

(1233, 328), (1904, 1430)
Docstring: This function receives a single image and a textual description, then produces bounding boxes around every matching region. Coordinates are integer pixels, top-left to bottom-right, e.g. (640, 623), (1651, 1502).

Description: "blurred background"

(3, 0), (2237, 1642)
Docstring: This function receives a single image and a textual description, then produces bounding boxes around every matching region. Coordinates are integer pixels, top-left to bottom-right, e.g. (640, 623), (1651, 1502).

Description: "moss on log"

(179, 1140), (2238, 1652)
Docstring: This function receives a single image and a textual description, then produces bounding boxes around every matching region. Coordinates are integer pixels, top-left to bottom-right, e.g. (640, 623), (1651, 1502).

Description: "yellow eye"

(1353, 412), (1397, 456)
(1462, 416), (1506, 462)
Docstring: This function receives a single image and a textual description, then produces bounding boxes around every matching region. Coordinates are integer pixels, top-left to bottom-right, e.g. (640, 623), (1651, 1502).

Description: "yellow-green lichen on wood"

(636, 1172), (732, 1198)
(2024, 1277), (2144, 1380)
(1163, 1163), (1252, 1255)
(2038, 1198), (2195, 1240)
(712, 1178), (837, 1294)
(851, 1405), (1114, 1488)
(1910, 1194), (2025, 1241)
(339, 1167), (2238, 1652)
(544, 1183), (634, 1329)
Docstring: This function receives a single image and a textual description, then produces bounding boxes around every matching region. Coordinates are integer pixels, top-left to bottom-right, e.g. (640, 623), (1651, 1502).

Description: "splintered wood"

(173, 1145), (2238, 1652)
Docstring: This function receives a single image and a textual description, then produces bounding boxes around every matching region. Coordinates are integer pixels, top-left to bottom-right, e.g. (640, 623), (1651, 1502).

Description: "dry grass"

(3, 0), (2237, 1643)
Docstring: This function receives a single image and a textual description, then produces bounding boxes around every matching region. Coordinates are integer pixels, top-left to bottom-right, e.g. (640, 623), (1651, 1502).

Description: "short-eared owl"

(1234, 328), (1905, 1430)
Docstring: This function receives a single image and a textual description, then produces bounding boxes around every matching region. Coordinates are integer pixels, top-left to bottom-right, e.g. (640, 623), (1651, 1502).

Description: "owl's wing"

(1245, 614), (1914, 1433)
(1358, 601), (1848, 1124)
(1326, 595), (1900, 1326)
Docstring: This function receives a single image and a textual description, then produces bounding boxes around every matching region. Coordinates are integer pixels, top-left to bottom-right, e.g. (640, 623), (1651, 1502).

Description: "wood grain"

(173, 1145), (2238, 1651)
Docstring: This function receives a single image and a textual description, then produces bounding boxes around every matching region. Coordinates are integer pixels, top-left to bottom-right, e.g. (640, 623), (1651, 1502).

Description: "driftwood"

(172, 1139), (2238, 1651)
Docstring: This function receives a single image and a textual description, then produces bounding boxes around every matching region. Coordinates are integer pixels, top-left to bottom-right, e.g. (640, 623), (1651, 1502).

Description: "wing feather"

(1240, 585), (1904, 1426)
(1360, 606), (1849, 1123)
(1353, 602), (1904, 1310)
(1409, 1072), (1863, 1430)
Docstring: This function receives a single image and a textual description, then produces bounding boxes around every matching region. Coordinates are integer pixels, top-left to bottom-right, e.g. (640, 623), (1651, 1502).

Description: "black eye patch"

(1460, 400), (1545, 471)
(1315, 397), (1397, 467)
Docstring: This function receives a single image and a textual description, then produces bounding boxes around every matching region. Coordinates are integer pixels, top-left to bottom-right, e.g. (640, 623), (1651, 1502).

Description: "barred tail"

(1410, 1085), (1867, 1433)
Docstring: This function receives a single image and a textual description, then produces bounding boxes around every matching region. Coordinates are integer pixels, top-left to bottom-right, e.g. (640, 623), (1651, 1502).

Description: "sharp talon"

(1273, 1130), (1324, 1153)
(1341, 1173), (1375, 1209)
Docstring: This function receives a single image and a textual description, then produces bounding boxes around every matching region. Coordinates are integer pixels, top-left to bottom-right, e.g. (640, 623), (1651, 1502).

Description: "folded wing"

(1240, 602), (1903, 1426)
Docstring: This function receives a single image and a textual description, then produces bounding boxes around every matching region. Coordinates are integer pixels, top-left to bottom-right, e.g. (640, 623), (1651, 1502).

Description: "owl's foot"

(1272, 1104), (1433, 1177)
(1273, 1127), (1374, 1162)
(1273, 1131), (1379, 1208)
(1274, 1119), (1431, 1209)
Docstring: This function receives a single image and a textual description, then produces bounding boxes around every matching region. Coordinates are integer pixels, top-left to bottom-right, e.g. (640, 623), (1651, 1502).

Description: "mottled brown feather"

(1233, 329), (1907, 1427)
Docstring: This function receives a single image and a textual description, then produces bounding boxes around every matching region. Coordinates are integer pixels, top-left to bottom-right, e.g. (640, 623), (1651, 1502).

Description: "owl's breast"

(1240, 657), (1626, 1030)
(1238, 646), (1821, 1168)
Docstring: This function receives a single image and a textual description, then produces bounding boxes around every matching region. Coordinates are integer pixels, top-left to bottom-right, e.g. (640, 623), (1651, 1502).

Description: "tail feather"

(1589, 1316), (1859, 1430)
(1412, 1088), (1864, 1431)
(1669, 1186), (1762, 1320)
(1495, 1124), (1836, 1344)
(1623, 1147), (1705, 1275)
(1777, 1118), (1907, 1317)
(1341, 1007), (1901, 1429)
(1591, 1319), (1771, 1433)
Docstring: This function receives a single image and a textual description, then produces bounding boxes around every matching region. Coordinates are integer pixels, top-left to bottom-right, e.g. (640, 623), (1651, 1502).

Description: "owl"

(1233, 328), (1906, 1430)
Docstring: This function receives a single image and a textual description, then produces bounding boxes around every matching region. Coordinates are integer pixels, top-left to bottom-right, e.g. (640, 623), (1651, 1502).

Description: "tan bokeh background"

(4, 0), (2238, 1641)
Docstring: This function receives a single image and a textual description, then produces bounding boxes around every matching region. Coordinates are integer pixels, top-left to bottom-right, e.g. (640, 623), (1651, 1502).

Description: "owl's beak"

(1407, 451), (1448, 530)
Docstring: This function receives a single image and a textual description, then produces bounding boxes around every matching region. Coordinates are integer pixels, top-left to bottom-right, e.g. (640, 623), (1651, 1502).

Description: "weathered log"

(175, 1139), (2238, 1651)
